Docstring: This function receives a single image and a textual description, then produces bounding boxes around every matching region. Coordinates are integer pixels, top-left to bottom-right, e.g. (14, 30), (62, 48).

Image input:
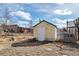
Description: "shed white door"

(38, 27), (45, 41)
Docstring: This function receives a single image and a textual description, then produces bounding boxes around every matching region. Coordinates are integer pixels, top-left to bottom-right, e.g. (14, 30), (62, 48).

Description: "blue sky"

(0, 3), (78, 28)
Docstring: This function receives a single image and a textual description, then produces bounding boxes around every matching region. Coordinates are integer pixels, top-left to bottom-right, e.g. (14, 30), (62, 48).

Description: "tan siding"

(34, 21), (57, 41)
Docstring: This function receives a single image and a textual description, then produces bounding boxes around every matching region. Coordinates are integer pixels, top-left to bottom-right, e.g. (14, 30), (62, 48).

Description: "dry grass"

(0, 35), (79, 56)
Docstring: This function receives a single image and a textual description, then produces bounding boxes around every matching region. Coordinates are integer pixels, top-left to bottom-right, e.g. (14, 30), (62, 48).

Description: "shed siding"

(34, 21), (57, 41)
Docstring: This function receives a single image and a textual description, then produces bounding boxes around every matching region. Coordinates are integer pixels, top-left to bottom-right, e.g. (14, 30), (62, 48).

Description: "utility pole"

(30, 20), (32, 28)
(4, 7), (10, 25)
(75, 17), (79, 40)
(39, 18), (41, 22)
(67, 21), (68, 32)
(77, 17), (79, 40)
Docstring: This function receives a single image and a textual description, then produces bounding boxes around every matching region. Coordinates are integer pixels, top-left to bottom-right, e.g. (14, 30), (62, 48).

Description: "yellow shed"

(34, 20), (58, 41)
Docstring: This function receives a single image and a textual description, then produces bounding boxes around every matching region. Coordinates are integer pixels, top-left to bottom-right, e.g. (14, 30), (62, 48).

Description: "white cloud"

(54, 9), (72, 15)
(33, 18), (40, 26)
(52, 18), (66, 28)
(18, 21), (30, 28)
(67, 19), (74, 21)
(10, 11), (32, 20)
(52, 18), (74, 28)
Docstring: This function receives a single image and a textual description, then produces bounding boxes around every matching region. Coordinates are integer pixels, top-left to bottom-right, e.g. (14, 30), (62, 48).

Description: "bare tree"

(2, 7), (11, 35)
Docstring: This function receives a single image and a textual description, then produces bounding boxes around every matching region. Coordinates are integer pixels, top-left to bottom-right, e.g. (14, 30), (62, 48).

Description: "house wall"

(34, 22), (58, 41)
(67, 20), (79, 40)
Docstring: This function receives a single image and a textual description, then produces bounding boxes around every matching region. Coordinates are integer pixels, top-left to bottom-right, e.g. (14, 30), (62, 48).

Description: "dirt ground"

(0, 35), (79, 56)
(0, 38), (79, 56)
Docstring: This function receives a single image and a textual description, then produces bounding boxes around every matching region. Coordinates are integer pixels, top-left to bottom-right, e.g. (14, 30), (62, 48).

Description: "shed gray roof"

(34, 20), (57, 28)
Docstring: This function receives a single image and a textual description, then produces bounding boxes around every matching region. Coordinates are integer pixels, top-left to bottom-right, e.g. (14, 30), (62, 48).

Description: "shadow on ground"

(11, 38), (79, 49)
(11, 39), (53, 47)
